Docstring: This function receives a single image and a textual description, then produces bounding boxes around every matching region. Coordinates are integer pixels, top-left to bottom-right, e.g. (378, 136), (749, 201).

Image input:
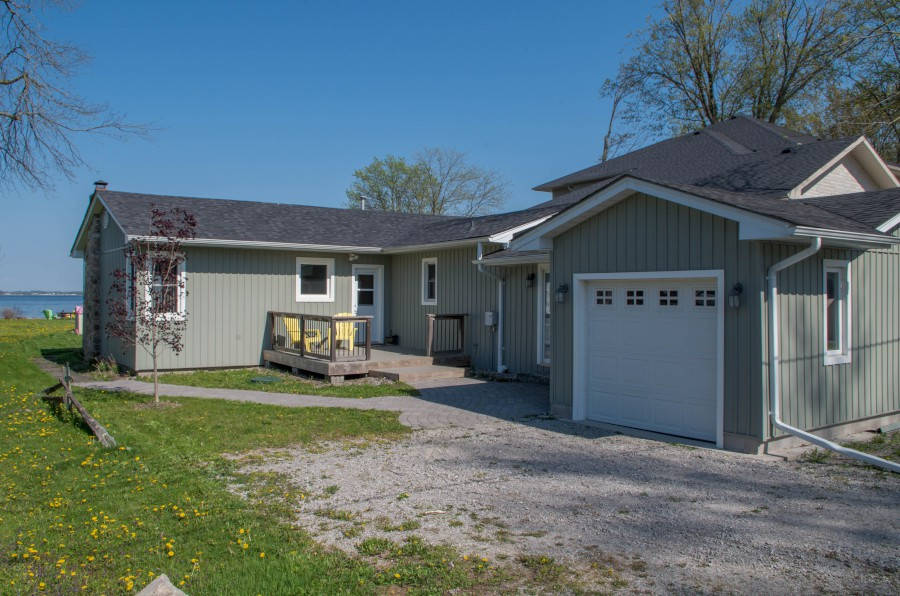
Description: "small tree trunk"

(152, 351), (159, 404)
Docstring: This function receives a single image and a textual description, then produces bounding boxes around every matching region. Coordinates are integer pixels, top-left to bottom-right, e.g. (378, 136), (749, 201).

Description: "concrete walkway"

(75, 377), (549, 430)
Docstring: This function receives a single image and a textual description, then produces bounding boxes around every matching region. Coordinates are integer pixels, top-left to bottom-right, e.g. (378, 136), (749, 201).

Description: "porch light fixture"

(729, 282), (743, 308)
(526, 273), (536, 288)
(555, 283), (569, 304)
(348, 253), (359, 262)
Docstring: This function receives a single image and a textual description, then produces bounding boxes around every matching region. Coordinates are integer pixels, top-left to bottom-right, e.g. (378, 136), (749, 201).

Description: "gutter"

(767, 237), (899, 472)
(476, 240), (506, 373)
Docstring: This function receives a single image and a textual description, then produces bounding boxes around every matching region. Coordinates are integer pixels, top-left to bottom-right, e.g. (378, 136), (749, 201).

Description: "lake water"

(0, 295), (83, 318)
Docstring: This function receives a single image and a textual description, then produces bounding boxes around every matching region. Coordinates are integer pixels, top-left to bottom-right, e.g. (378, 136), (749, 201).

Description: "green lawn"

(0, 321), (509, 594)
(156, 368), (419, 398)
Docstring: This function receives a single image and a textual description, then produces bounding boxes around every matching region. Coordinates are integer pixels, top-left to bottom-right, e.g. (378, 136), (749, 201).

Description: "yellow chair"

(284, 317), (322, 352)
(332, 312), (356, 351)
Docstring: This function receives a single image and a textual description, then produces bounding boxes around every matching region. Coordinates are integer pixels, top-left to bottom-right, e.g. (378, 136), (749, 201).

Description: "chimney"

(359, 195), (369, 211)
(94, 180), (108, 192)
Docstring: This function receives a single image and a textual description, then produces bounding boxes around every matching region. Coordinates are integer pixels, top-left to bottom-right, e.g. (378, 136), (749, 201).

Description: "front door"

(352, 266), (383, 343)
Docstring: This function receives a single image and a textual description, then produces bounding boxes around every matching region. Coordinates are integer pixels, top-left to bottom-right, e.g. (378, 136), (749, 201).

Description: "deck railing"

(425, 313), (466, 356)
(269, 311), (372, 362)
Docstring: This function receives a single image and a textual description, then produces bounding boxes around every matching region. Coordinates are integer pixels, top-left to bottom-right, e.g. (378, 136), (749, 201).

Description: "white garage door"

(584, 278), (718, 442)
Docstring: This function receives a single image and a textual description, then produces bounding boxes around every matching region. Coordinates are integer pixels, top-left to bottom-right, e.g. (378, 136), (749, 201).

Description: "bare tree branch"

(0, 0), (147, 191)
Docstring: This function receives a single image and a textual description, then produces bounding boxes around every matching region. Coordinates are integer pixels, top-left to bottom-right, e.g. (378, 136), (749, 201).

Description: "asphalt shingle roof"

(93, 117), (900, 251)
(98, 191), (567, 249)
(798, 188), (900, 231)
(533, 116), (848, 195)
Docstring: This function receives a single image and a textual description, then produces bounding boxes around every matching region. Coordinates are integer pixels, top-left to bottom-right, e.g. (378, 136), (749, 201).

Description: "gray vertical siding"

(761, 235), (900, 438)
(550, 193), (765, 440)
(388, 246), (544, 375)
(134, 249), (391, 370)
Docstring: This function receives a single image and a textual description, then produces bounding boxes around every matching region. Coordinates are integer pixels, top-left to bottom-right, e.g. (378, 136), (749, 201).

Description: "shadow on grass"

(44, 394), (93, 438)
(41, 347), (91, 373)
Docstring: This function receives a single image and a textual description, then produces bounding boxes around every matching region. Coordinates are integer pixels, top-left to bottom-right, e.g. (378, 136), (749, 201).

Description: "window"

(595, 289), (613, 305)
(150, 258), (181, 313)
(356, 273), (375, 306)
(537, 265), (551, 365)
(625, 289), (644, 306)
(131, 254), (186, 319)
(824, 260), (851, 365)
(421, 258), (437, 305)
(659, 289), (679, 306)
(694, 289), (716, 307)
(296, 257), (334, 302)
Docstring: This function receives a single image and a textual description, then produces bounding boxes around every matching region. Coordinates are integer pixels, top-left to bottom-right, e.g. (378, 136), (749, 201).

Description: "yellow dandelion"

(168, 551), (174, 557)
(259, 552), (265, 558)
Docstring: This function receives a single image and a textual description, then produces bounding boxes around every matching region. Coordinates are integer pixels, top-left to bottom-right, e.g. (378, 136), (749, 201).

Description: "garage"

(573, 273), (723, 444)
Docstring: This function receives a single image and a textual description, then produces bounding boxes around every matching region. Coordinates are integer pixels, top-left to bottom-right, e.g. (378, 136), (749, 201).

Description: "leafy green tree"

(600, 0), (895, 157)
(346, 148), (506, 216)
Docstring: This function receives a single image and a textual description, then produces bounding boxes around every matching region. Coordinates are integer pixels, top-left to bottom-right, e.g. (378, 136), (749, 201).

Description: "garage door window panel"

(625, 289), (644, 306)
(694, 289), (716, 307)
(659, 289), (679, 306)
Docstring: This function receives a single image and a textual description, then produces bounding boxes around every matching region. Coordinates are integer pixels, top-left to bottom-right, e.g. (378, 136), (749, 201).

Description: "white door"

(584, 278), (718, 441)
(352, 266), (383, 343)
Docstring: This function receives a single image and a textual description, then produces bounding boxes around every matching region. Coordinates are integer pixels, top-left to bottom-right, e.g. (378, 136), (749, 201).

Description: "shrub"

(1, 307), (25, 319)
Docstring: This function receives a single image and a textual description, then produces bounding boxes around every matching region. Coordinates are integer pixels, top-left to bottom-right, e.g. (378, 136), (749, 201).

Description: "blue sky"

(0, 0), (656, 290)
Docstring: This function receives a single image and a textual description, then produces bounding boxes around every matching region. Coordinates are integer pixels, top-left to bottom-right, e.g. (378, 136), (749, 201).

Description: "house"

(71, 116), (900, 453)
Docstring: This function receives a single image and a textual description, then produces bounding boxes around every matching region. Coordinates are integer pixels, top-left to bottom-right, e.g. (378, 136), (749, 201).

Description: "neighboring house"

(71, 116), (900, 453)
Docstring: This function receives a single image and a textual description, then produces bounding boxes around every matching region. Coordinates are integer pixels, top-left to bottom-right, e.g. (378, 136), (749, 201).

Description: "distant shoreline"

(0, 292), (82, 296)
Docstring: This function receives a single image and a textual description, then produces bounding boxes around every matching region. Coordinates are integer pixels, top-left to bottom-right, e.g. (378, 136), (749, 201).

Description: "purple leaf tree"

(106, 207), (197, 403)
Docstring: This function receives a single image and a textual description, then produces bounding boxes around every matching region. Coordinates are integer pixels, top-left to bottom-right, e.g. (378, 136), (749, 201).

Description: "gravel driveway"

(243, 402), (899, 593)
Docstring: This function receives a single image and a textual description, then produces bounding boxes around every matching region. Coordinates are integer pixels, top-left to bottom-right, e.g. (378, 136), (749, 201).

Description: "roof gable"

(789, 137), (898, 198)
(512, 176), (898, 253)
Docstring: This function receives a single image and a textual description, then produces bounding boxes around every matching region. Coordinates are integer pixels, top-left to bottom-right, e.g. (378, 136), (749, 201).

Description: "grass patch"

(844, 431), (900, 462)
(156, 367), (419, 398)
(0, 320), (521, 594)
(315, 508), (356, 522)
(375, 517), (421, 532)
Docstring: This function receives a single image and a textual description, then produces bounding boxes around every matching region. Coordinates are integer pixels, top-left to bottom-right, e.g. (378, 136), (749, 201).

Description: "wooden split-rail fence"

(41, 363), (117, 448)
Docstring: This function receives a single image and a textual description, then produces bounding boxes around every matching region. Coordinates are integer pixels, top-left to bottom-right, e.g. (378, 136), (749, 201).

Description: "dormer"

(790, 137), (898, 198)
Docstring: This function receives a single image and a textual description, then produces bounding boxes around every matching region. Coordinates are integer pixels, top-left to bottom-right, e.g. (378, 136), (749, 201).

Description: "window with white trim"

(421, 257), (437, 305)
(296, 257), (334, 302)
(824, 259), (851, 365)
(150, 257), (183, 314)
(134, 254), (186, 319)
(537, 265), (551, 365)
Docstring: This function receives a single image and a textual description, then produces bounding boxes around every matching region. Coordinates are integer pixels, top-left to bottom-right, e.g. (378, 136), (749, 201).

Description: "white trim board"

(570, 269), (725, 448)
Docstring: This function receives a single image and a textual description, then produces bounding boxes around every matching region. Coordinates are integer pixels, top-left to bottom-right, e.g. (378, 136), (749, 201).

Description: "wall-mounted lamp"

(555, 283), (569, 304)
(348, 253), (359, 262)
(729, 282), (743, 309)
(526, 273), (536, 288)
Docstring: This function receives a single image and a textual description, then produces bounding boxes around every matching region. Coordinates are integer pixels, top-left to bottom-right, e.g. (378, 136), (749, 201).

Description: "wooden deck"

(262, 345), (470, 382)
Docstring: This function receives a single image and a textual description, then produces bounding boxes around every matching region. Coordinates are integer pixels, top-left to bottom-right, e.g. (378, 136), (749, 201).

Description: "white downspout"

(476, 241), (507, 373)
(767, 237), (899, 473)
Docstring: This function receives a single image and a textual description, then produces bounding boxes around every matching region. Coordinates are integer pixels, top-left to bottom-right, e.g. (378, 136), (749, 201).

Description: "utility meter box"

(484, 311), (497, 326)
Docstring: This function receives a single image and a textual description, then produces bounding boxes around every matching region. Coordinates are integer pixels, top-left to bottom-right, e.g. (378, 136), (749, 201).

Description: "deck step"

(369, 364), (467, 383)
